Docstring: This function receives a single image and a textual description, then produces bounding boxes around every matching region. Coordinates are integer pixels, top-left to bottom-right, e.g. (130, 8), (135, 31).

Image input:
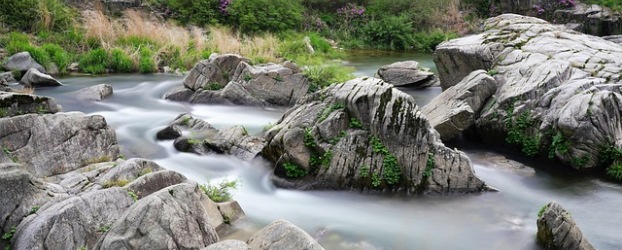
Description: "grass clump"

(304, 64), (355, 93)
(505, 103), (541, 157)
(109, 48), (135, 73)
(369, 135), (402, 186)
(138, 47), (157, 73)
(41, 43), (70, 74)
(283, 162), (308, 178)
(199, 179), (239, 202)
(606, 163), (622, 181)
(79, 48), (108, 74)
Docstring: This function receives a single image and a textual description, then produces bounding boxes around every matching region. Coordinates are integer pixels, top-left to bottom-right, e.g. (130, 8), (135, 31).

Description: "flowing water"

(34, 54), (622, 250)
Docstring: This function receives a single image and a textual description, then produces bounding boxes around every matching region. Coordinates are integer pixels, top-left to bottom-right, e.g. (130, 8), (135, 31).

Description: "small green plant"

(487, 69), (499, 76)
(304, 64), (355, 91)
(273, 74), (283, 82)
(369, 135), (401, 186)
(244, 74), (252, 81)
(263, 122), (276, 131)
(505, 104), (541, 157)
(371, 172), (381, 187)
(349, 118), (364, 129)
(139, 167), (153, 177)
(127, 191), (138, 202)
(359, 165), (370, 178)
(283, 162), (308, 178)
(548, 130), (570, 159)
(303, 127), (317, 148)
(203, 83), (224, 91)
(2, 226), (16, 241)
(97, 225), (110, 233)
(321, 151), (333, 169)
(187, 138), (202, 145)
(317, 102), (345, 122)
(83, 155), (111, 166)
(29, 206), (40, 214)
(329, 131), (347, 145)
(41, 43), (70, 74)
(0, 108), (7, 117)
(538, 204), (547, 219)
(606, 163), (622, 181)
(110, 48), (135, 73)
(423, 152), (435, 179)
(103, 179), (130, 188)
(199, 179), (239, 202)
(35, 105), (46, 114)
(179, 116), (191, 126)
(79, 48), (108, 74)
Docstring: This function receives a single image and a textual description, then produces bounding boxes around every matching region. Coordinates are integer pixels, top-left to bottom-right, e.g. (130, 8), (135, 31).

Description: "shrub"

(155, 0), (224, 26)
(199, 179), (239, 202)
(412, 30), (457, 52)
(0, 0), (76, 32)
(362, 15), (414, 50)
(41, 43), (70, 74)
(304, 64), (354, 92)
(110, 48), (135, 73)
(283, 162), (308, 178)
(79, 48), (109, 74)
(607, 163), (622, 181)
(138, 47), (157, 73)
(228, 0), (304, 34)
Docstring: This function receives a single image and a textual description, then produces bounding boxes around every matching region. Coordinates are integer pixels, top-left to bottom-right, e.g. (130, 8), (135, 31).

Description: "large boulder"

(434, 14), (622, 173)
(20, 68), (62, 87)
(421, 70), (497, 141)
(536, 202), (595, 250)
(0, 91), (61, 118)
(261, 77), (488, 193)
(247, 220), (324, 250)
(165, 54), (310, 107)
(12, 188), (134, 250)
(73, 84), (113, 101)
(377, 60), (438, 88)
(95, 183), (221, 250)
(2, 52), (45, 73)
(0, 112), (120, 177)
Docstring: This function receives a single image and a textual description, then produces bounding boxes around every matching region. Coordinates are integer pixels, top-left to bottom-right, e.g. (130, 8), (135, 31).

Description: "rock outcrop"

(434, 14), (622, 172)
(20, 68), (62, 87)
(0, 91), (61, 117)
(165, 54), (310, 107)
(247, 220), (324, 250)
(422, 70), (497, 141)
(74, 84), (113, 101)
(536, 202), (595, 250)
(377, 61), (438, 88)
(2, 52), (45, 73)
(603, 34), (622, 44)
(0, 72), (15, 85)
(261, 77), (488, 193)
(554, 3), (622, 36)
(0, 112), (120, 177)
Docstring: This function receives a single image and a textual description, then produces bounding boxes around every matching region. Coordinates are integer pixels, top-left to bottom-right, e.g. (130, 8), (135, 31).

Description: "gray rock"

(205, 125), (265, 161)
(603, 35), (622, 44)
(553, 3), (622, 36)
(0, 72), (15, 85)
(0, 91), (62, 117)
(421, 70), (497, 141)
(470, 152), (536, 177)
(377, 61), (438, 88)
(203, 240), (251, 250)
(156, 125), (182, 140)
(182, 54), (249, 91)
(2, 52), (45, 73)
(20, 68), (62, 87)
(12, 188), (134, 250)
(247, 220), (324, 250)
(95, 183), (221, 250)
(216, 201), (245, 225)
(261, 77), (488, 193)
(68, 62), (79, 72)
(96, 158), (164, 188)
(536, 202), (595, 250)
(0, 113), (120, 177)
(435, 14), (622, 171)
(124, 170), (188, 199)
(74, 84), (113, 101)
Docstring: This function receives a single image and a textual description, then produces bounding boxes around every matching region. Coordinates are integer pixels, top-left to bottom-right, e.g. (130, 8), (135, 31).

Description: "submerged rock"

(0, 91), (61, 117)
(74, 84), (113, 101)
(536, 202), (595, 250)
(377, 60), (438, 88)
(165, 53), (310, 107)
(20, 68), (62, 87)
(2, 52), (45, 73)
(247, 220), (324, 250)
(261, 77), (488, 193)
(434, 14), (622, 172)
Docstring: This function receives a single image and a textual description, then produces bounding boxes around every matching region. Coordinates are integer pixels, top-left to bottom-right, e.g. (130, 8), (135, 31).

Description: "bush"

(199, 179), (239, 202)
(0, 0), (76, 32)
(228, 0), (304, 34)
(304, 64), (354, 92)
(362, 15), (414, 50)
(41, 43), (70, 74)
(412, 30), (457, 52)
(154, 0), (224, 26)
(138, 47), (157, 73)
(110, 48), (135, 73)
(79, 48), (108, 74)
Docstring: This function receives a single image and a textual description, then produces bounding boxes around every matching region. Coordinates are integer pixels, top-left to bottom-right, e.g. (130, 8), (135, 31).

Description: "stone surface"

(435, 14), (622, 171)
(261, 77), (488, 193)
(0, 91), (62, 117)
(247, 220), (324, 250)
(216, 201), (245, 225)
(95, 183), (221, 250)
(74, 84), (113, 101)
(377, 60), (438, 88)
(124, 170), (188, 199)
(0, 112), (120, 177)
(19, 68), (62, 87)
(421, 70), (497, 141)
(2, 52), (46, 73)
(12, 188), (134, 250)
(603, 35), (622, 44)
(165, 54), (310, 107)
(203, 240), (251, 250)
(554, 3), (622, 36)
(0, 72), (15, 85)
(536, 202), (595, 250)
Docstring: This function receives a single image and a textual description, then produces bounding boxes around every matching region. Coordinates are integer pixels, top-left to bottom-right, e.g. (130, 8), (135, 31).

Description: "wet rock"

(12, 188), (134, 250)
(377, 60), (438, 88)
(20, 68), (62, 87)
(95, 183), (221, 250)
(74, 84), (113, 101)
(0, 72), (16, 85)
(165, 54), (310, 107)
(203, 240), (251, 250)
(435, 14), (622, 171)
(261, 77), (488, 193)
(155, 125), (182, 140)
(0, 91), (62, 118)
(205, 126), (265, 161)
(536, 202), (595, 250)
(421, 70), (497, 141)
(247, 220), (324, 250)
(2, 52), (45, 73)
(0, 113), (120, 177)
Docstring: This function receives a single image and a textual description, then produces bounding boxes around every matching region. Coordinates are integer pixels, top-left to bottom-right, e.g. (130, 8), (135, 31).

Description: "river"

(35, 53), (621, 250)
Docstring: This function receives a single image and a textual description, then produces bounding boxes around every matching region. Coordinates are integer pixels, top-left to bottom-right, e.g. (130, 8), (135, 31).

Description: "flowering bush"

(533, 0), (576, 22)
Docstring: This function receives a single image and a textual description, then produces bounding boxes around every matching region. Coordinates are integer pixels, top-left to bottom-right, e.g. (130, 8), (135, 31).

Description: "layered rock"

(536, 202), (595, 250)
(377, 61), (438, 88)
(165, 54), (310, 107)
(0, 112), (120, 177)
(0, 91), (62, 117)
(2, 52), (45, 73)
(73, 84), (113, 101)
(20, 68), (62, 87)
(421, 70), (497, 141)
(261, 77), (488, 193)
(434, 14), (622, 172)
(247, 220), (324, 250)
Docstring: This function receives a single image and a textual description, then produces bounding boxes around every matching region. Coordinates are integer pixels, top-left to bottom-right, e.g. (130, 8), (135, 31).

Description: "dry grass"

(433, 0), (476, 35)
(15, 87), (35, 95)
(206, 26), (280, 63)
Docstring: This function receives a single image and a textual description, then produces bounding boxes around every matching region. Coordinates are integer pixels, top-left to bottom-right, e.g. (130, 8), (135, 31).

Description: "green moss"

(202, 83), (224, 91)
(548, 130), (569, 159)
(369, 135), (401, 186)
(349, 118), (364, 129)
(504, 103), (541, 157)
(283, 162), (308, 178)
(537, 204), (547, 219)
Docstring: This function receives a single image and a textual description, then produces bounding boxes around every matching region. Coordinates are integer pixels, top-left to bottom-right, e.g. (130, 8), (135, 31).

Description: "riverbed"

(35, 53), (622, 249)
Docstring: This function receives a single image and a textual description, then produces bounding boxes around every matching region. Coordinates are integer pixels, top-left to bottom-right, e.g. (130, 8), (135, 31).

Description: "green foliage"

(41, 43), (70, 74)
(3, 32), (32, 54)
(97, 225), (110, 233)
(423, 152), (435, 179)
(359, 165), (370, 178)
(2, 226), (16, 241)
(321, 150), (333, 168)
(538, 204), (547, 219)
(308, 32), (332, 53)
(0, 0), (75, 32)
(369, 135), (401, 186)
(228, 0), (304, 34)
(199, 179), (239, 202)
(304, 64), (354, 92)
(412, 30), (457, 52)
(329, 131), (347, 145)
(317, 102), (345, 122)
(505, 104), (541, 157)
(349, 118), (364, 129)
(109, 49), (135, 73)
(138, 47), (156, 73)
(362, 15), (413, 50)
(548, 130), (570, 159)
(462, 0), (493, 17)
(79, 48), (108, 74)
(606, 163), (622, 181)
(244, 74), (253, 81)
(153, 0), (223, 26)
(487, 69), (499, 76)
(283, 162), (308, 178)
(582, 0), (622, 11)
(371, 172), (381, 187)
(304, 127), (318, 148)
(203, 83), (224, 91)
